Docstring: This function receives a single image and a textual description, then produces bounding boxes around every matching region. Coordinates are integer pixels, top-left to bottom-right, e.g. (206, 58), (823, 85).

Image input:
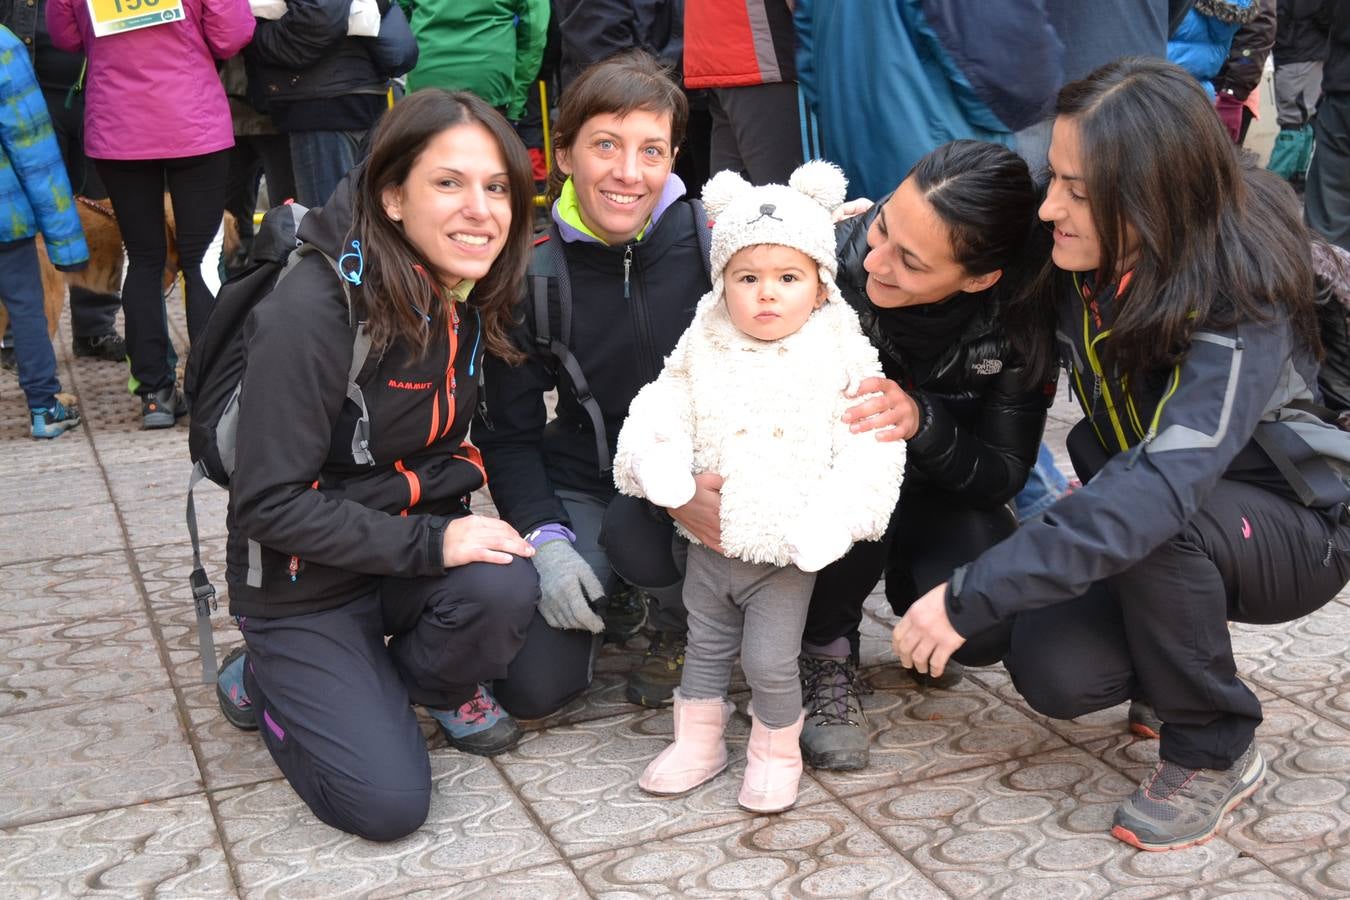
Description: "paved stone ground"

(2, 294), (1348, 899)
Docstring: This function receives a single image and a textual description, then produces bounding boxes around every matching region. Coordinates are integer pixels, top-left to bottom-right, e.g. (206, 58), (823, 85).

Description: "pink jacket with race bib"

(46, 0), (253, 160)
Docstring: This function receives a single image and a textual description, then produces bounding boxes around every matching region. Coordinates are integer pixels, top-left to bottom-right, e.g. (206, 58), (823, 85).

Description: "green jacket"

(402, 0), (548, 120)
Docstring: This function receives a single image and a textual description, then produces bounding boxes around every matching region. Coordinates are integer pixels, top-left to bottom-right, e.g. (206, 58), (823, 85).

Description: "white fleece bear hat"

(701, 160), (849, 307)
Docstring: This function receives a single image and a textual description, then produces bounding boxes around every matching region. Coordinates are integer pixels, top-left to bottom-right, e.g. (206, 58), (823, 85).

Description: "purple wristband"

(524, 523), (576, 548)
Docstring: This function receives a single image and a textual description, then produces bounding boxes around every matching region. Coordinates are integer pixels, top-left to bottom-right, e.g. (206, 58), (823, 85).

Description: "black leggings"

(1004, 478), (1350, 770)
(803, 480), (1017, 665)
(96, 150), (230, 394)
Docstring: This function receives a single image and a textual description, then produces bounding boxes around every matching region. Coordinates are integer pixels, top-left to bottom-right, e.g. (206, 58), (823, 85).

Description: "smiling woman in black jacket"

(215, 90), (542, 843)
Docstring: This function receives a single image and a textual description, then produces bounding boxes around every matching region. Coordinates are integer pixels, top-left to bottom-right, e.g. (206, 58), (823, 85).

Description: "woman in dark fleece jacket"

(214, 90), (541, 842)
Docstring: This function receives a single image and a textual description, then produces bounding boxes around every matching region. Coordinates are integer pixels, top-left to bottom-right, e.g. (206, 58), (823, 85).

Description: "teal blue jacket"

(0, 25), (86, 266)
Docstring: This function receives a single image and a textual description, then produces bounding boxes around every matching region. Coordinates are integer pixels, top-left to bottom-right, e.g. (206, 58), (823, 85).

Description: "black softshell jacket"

(473, 200), (709, 534)
(226, 177), (487, 617)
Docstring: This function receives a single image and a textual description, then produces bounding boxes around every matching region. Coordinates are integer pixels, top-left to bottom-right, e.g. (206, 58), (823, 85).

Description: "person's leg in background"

(92, 157), (184, 427)
(0, 238), (80, 437)
(41, 84), (125, 362)
(163, 150), (232, 342)
(709, 82), (804, 186)
(288, 130), (364, 209)
(1268, 60), (1323, 190)
(1307, 91), (1350, 251)
(1013, 442), (1073, 522)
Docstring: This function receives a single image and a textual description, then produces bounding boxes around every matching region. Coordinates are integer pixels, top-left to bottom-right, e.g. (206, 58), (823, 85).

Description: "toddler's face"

(723, 245), (825, 342)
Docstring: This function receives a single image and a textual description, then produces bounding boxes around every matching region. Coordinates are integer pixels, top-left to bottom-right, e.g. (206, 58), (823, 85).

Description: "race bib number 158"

(86, 0), (184, 37)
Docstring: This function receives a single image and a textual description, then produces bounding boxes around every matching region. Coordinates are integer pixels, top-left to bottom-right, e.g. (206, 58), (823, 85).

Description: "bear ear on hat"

(788, 160), (847, 214)
(701, 169), (754, 220)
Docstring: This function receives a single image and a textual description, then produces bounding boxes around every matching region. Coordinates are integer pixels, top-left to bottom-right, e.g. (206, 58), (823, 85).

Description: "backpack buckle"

(190, 566), (217, 614)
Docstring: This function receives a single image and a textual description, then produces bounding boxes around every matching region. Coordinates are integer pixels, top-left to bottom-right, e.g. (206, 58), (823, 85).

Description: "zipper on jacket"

(623, 244), (633, 298)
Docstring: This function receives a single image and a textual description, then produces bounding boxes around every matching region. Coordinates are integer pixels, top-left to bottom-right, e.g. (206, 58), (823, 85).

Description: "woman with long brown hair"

(212, 90), (542, 841)
(894, 57), (1350, 852)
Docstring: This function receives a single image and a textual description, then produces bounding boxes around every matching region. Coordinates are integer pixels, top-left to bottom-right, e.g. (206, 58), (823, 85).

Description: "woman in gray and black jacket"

(895, 58), (1350, 853)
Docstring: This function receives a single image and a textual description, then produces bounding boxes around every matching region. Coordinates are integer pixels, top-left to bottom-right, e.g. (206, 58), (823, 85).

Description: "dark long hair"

(910, 140), (1039, 277)
(351, 90), (534, 363)
(546, 49), (688, 203)
(1025, 57), (1319, 379)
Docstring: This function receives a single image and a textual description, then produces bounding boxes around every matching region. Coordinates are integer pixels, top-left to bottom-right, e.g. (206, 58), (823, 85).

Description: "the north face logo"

(972, 358), (1003, 375)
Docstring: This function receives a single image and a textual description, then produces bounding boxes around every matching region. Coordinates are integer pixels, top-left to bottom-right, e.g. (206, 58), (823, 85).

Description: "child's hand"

(843, 376), (919, 441)
(787, 523), (852, 573)
(634, 450), (697, 509)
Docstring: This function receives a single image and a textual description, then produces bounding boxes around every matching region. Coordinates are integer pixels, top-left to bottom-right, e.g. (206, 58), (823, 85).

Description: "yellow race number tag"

(86, 0), (184, 37)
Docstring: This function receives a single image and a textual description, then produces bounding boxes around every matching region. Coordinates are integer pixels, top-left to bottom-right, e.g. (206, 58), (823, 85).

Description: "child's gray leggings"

(679, 542), (816, 728)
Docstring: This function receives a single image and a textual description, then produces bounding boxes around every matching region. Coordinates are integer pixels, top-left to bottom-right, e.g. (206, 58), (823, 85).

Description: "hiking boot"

(900, 659), (965, 689)
(1128, 700), (1163, 740)
(72, 332), (127, 362)
(800, 652), (870, 771)
(142, 384), (187, 430)
(0, 344), (14, 372)
(216, 646), (257, 730)
(1111, 741), (1266, 851)
(599, 583), (649, 643)
(30, 400), (81, 439)
(626, 631), (685, 708)
(428, 684), (521, 757)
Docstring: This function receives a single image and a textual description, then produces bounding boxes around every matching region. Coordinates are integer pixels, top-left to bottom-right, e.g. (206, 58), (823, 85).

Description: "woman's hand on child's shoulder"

(843, 377), (920, 441)
(442, 515), (535, 567)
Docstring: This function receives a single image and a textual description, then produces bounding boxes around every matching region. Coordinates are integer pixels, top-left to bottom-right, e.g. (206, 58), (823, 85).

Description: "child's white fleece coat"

(613, 291), (906, 568)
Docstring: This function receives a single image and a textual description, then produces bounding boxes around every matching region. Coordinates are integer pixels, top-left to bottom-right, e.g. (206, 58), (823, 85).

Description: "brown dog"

(0, 196), (239, 339)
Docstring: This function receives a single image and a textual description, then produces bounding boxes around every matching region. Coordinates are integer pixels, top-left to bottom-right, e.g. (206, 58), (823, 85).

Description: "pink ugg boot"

(738, 711), (805, 813)
(639, 691), (736, 795)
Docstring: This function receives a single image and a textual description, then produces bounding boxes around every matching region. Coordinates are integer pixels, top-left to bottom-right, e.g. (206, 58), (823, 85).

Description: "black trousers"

(485, 494), (692, 720)
(1307, 90), (1350, 251)
(1003, 478), (1350, 770)
(239, 558), (538, 841)
(95, 150), (230, 393)
(803, 480), (1017, 665)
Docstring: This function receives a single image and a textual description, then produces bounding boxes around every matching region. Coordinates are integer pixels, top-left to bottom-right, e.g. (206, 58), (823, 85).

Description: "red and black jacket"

(225, 175), (486, 618)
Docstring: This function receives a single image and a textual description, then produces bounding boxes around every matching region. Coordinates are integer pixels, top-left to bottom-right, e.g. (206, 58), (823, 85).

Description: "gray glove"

(531, 539), (606, 633)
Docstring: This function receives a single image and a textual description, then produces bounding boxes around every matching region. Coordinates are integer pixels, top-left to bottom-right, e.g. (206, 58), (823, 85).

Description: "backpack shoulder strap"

(527, 224), (609, 472)
(690, 197), (713, 284)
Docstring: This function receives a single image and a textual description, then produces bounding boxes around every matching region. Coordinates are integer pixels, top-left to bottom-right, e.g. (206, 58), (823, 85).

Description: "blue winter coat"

(795, 0), (1063, 201)
(1168, 0), (1260, 97)
(0, 26), (85, 266)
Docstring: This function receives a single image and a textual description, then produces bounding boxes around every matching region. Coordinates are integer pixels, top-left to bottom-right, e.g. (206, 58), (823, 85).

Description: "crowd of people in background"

(1, 0), (1349, 860)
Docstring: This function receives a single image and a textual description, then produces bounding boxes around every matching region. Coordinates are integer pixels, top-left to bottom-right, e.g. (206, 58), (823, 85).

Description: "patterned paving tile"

(0, 688), (201, 828)
(216, 750), (561, 899)
(406, 863), (587, 899)
(846, 745), (1264, 898)
(111, 463), (228, 551)
(0, 503), (125, 565)
(572, 799), (945, 898)
(0, 614), (169, 716)
(0, 794), (232, 898)
(0, 421), (97, 473)
(495, 708), (830, 859)
(0, 466), (111, 516)
(1231, 602), (1350, 695)
(806, 665), (1066, 800)
(0, 551), (142, 632)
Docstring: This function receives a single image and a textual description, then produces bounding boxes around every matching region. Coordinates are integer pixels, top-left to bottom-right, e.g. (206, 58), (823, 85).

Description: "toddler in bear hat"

(613, 161), (905, 813)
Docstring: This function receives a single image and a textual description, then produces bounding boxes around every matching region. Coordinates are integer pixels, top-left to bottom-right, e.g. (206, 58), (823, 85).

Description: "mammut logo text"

(388, 380), (434, 391)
